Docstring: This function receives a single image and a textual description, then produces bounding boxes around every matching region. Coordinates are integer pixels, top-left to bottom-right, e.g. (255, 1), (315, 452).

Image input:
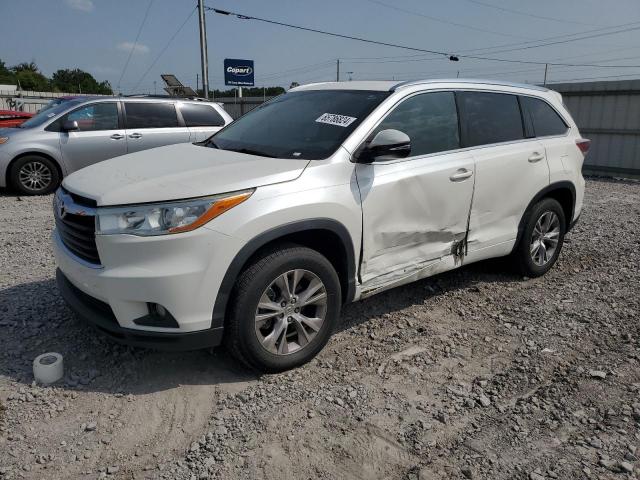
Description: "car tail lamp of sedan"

(576, 138), (591, 157)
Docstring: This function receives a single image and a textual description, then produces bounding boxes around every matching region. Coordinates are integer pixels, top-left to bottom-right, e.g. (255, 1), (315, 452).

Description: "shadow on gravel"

(1, 256), (521, 395)
(0, 278), (256, 396)
(338, 257), (521, 331)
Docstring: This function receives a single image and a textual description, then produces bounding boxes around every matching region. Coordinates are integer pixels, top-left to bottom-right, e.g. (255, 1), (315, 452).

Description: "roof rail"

(390, 78), (549, 93)
(122, 94), (212, 101)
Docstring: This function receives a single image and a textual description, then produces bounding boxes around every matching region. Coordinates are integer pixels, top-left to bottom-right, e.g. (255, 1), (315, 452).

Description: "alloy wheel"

(255, 269), (328, 355)
(18, 161), (52, 192)
(530, 211), (560, 266)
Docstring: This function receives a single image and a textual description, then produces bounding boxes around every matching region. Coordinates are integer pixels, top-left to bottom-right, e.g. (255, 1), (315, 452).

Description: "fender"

(211, 218), (357, 329)
(512, 181), (576, 252)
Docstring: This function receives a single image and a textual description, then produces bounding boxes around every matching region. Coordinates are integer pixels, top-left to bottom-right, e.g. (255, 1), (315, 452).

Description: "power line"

(116, 0), (154, 91)
(462, 0), (603, 27)
(130, 6), (196, 93)
(360, 0), (531, 40)
(208, 7), (640, 68)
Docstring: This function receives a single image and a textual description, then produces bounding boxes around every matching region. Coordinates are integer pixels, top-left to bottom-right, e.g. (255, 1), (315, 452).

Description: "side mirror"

(62, 120), (79, 132)
(358, 129), (411, 163)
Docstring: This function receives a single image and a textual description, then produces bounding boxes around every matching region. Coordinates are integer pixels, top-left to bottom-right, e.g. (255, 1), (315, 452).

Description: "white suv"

(53, 79), (588, 372)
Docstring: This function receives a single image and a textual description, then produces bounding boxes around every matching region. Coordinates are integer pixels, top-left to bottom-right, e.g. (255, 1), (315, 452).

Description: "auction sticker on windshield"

(316, 113), (357, 127)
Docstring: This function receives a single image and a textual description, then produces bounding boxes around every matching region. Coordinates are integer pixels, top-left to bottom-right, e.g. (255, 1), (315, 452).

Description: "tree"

(12, 61), (49, 91)
(0, 59), (15, 85)
(51, 69), (113, 95)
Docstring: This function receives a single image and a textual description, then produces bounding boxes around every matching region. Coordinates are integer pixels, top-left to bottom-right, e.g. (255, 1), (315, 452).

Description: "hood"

(63, 143), (311, 206)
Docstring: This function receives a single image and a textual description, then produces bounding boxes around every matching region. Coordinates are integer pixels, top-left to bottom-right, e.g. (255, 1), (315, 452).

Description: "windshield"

(207, 90), (390, 160)
(19, 100), (84, 129)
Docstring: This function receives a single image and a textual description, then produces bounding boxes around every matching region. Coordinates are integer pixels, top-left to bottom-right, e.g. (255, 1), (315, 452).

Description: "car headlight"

(0, 137), (9, 145)
(96, 189), (253, 236)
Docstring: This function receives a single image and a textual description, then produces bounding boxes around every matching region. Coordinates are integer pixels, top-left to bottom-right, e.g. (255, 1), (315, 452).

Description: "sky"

(2, 0), (640, 94)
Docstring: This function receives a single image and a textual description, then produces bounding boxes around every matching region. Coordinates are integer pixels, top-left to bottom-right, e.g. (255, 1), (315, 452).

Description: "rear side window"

(180, 104), (226, 127)
(521, 96), (568, 137)
(373, 91), (460, 157)
(458, 92), (524, 147)
(124, 103), (178, 129)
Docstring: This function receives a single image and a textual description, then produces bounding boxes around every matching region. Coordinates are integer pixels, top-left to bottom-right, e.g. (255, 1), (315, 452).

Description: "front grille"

(55, 212), (100, 265)
(54, 189), (100, 265)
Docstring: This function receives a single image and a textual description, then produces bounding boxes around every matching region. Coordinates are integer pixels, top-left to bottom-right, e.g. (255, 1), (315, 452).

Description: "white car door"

(457, 91), (550, 254)
(356, 91), (475, 289)
(178, 103), (229, 142)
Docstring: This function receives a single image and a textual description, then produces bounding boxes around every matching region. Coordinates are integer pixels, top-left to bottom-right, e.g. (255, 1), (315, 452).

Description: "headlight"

(0, 137), (9, 145)
(96, 189), (253, 236)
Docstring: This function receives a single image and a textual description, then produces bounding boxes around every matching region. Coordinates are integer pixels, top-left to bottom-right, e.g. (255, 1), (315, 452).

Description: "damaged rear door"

(355, 91), (475, 289)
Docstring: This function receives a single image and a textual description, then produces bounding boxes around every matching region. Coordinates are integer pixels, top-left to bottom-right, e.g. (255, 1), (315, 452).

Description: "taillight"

(576, 138), (591, 156)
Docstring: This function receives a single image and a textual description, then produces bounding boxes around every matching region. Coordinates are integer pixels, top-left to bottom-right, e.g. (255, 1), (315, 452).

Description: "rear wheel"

(224, 244), (341, 373)
(513, 197), (566, 277)
(10, 155), (60, 195)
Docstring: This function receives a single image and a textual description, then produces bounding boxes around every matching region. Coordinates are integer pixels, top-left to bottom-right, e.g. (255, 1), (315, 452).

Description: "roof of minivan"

(292, 78), (550, 94)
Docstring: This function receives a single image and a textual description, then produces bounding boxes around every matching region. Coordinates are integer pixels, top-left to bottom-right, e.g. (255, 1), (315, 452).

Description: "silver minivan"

(0, 96), (233, 194)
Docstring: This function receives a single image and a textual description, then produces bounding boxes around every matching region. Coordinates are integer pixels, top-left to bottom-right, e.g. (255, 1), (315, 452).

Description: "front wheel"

(10, 155), (60, 195)
(512, 197), (566, 277)
(224, 245), (341, 373)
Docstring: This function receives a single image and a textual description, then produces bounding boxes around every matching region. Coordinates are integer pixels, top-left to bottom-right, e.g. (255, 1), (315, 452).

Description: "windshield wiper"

(225, 147), (276, 158)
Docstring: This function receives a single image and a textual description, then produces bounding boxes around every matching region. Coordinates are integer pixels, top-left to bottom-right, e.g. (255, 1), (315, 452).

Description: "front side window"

(124, 102), (178, 129)
(372, 91), (460, 158)
(180, 103), (226, 127)
(458, 92), (524, 147)
(521, 96), (568, 137)
(65, 103), (119, 131)
(208, 90), (390, 160)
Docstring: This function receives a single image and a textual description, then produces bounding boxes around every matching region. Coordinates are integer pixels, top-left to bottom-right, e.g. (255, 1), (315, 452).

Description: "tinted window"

(521, 96), (568, 137)
(373, 92), (459, 157)
(209, 90), (390, 160)
(180, 103), (225, 127)
(124, 102), (178, 129)
(64, 103), (119, 131)
(458, 92), (524, 147)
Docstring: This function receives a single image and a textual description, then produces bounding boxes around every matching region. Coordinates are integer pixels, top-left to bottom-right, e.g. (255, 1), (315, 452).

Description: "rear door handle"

(528, 152), (545, 163)
(449, 168), (473, 182)
(129, 133), (143, 139)
(110, 134), (124, 140)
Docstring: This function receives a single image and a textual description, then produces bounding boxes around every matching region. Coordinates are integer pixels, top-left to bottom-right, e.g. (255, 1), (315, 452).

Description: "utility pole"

(198, 0), (210, 99)
(336, 59), (340, 82)
(543, 63), (548, 86)
(196, 74), (199, 94)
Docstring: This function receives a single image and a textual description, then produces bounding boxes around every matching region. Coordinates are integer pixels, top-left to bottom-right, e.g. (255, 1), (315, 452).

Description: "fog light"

(134, 303), (180, 328)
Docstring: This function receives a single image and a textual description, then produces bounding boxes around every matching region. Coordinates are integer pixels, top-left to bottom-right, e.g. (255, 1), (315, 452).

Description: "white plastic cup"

(33, 353), (64, 384)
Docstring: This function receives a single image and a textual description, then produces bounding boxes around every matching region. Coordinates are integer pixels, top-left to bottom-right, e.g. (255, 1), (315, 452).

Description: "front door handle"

(528, 152), (545, 163)
(449, 168), (473, 182)
(110, 134), (124, 140)
(129, 133), (143, 139)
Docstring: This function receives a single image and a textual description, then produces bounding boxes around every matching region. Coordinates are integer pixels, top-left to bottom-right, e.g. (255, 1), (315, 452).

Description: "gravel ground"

(0, 178), (639, 480)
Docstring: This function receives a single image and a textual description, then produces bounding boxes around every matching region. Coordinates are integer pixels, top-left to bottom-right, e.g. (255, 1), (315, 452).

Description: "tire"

(10, 155), (60, 195)
(224, 244), (342, 373)
(513, 197), (566, 277)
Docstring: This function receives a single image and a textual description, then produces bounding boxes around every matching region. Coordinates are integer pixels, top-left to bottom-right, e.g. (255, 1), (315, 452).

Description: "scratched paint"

(356, 150), (475, 289)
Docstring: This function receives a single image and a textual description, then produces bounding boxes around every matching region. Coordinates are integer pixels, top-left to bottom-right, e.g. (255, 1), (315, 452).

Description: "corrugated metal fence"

(550, 80), (640, 177)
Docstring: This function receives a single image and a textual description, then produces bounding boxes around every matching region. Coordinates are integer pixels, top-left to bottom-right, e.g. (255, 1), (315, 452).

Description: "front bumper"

(57, 269), (224, 350)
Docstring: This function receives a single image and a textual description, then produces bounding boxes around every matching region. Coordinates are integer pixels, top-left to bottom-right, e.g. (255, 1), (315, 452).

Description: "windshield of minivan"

(206, 90), (390, 160)
(19, 100), (84, 129)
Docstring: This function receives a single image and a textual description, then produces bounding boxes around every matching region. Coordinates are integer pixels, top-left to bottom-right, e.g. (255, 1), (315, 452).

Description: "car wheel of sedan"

(513, 197), (566, 277)
(10, 155), (60, 195)
(225, 244), (341, 373)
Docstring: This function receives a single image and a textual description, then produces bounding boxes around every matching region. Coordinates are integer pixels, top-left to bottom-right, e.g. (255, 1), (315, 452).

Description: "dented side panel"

(466, 139), (549, 253)
(356, 151), (475, 288)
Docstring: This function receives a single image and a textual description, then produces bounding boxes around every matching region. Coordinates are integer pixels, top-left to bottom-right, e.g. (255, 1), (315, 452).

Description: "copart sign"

(224, 59), (255, 86)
